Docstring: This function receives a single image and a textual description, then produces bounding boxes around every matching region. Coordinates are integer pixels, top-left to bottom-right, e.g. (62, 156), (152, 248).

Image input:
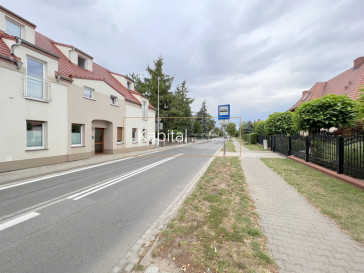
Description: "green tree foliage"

(193, 120), (202, 134)
(196, 100), (216, 135)
(358, 85), (364, 120)
(294, 94), (358, 133)
(129, 57), (195, 133)
(226, 122), (237, 137)
(254, 120), (266, 135)
(265, 112), (296, 135)
(240, 120), (254, 134)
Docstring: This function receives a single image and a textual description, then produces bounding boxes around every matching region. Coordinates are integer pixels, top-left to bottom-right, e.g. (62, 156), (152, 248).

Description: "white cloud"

(1, 0), (363, 121)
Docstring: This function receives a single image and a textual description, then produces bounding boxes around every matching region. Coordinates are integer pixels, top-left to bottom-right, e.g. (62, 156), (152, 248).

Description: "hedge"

(241, 133), (258, 144)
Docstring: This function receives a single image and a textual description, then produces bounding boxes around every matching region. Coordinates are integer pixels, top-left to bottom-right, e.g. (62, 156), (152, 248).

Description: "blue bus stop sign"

(218, 104), (230, 120)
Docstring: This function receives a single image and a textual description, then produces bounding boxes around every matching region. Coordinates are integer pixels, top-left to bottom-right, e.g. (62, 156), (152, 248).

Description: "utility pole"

(156, 77), (160, 148)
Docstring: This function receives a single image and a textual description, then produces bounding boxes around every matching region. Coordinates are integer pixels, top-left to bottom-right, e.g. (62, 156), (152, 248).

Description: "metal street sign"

(218, 104), (230, 120)
(219, 119), (229, 126)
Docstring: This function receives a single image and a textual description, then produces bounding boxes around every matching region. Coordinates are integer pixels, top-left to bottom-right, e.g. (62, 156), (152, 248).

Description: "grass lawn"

(240, 140), (266, 151)
(151, 157), (277, 273)
(262, 158), (364, 245)
(221, 139), (236, 152)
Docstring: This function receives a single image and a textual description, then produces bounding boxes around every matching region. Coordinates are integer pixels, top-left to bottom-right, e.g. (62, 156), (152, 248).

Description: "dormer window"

(78, 55), (86, 69)
(6, 18), (21, 37)
(127, 81), (131, 89)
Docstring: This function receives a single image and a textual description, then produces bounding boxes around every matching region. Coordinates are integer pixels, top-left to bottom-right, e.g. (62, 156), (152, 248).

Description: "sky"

(2, 0), (364, 123)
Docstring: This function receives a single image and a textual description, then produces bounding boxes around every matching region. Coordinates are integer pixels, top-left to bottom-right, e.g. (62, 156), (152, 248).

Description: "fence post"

(272, 136), (276, 152)
(305, 136), (310, 162)
(337, 135), (344, 174)
(288, 136), (292, 156)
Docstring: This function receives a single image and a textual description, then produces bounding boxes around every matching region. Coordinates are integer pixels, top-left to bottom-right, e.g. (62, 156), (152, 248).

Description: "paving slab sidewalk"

(236, 141), (364, 273)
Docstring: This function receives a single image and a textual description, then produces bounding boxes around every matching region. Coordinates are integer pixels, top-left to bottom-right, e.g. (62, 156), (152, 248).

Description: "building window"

(132, 128), (137, 143)
(78, 56), (86, 68)
(26, 58), (44, 100)
(110, 95), (117, 105)
(141, 129), (147, 142)
(6, 19), (21, 37)
(127, 81), (131, 89)
(142, 101), (147, 120)
(83, 87), (94, 99)
(117, 127), (123, 143)
(26, 121), (44, 149)
(71, 124), (83, 146)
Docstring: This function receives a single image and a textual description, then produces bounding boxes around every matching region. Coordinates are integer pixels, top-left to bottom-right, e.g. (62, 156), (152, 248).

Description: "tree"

(294, 94), (358, 133)
(196, 100), (216, 135)
(265, 112), (296, 135)
(170, 81), (194, 133)
(357, 85), (364, 120)
(241, 120), (254, 134)
(254, 120), (266, 135)
(226, 122), (237, 137)
(193, 120), (202, 135)
(129, 57), (174, 129)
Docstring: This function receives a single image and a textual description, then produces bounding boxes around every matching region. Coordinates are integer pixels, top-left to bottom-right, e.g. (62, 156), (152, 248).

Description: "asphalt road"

(0, 140), (222, 273)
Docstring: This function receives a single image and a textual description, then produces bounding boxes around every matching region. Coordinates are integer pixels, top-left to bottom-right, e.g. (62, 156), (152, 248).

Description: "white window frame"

(71, 124), (84, 147)
(132, 128), (137, 143)
(25, 57), (49, 101)
(110, 95), (117, 106)
(142, 101), (147, 120)
(26, 121), (45, 150)
(6, 18), (22, 38)
(117, 127), (123, 144)
(83, 87), (94, 99)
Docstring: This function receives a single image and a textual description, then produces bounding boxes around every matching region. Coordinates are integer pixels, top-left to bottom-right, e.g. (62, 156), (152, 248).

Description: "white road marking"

(0, 150), (162, 191)
(0, 212), (40, 232)
(68, 154), (183, 200)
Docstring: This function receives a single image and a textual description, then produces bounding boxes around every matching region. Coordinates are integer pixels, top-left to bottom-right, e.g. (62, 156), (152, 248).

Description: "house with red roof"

(289, 57), (364, 111)
(0, 6), (155, 172)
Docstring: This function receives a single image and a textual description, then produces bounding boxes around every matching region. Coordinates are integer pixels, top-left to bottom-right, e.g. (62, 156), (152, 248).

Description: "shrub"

(265, 112), (296, 135)
(294, 94), (358, 133)
(248, 133), (258, 144)
(254, 121), (266, 135)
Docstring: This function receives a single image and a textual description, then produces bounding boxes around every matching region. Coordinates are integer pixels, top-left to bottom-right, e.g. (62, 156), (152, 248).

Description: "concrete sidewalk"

(237, 141), (364, 273)
(0, 143), (194, 186)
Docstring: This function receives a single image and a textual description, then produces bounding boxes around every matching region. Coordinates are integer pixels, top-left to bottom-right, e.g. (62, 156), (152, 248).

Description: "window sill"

(132, 142), (138, 144)
(83, 97), (96, 101)
(110, 104), (119, 107)
(26, 148), (48, 151)
(25, 96), (50, 103)
(71, 145), (85, 148)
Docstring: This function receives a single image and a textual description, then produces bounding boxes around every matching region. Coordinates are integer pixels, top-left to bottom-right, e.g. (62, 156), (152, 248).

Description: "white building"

(0, 5), (155, 172)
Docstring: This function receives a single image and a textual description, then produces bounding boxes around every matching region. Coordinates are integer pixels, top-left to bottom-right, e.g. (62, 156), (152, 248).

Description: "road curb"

(110, 147), (221, 273)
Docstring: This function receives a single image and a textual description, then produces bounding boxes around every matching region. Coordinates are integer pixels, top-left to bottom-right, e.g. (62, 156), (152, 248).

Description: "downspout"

(11, 37), (22, 55)
(68, 46), (75, 60)
(10, 37), (23, 70)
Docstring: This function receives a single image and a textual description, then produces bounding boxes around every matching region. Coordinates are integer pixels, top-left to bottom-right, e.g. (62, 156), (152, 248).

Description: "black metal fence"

(258, 133), (364, 179)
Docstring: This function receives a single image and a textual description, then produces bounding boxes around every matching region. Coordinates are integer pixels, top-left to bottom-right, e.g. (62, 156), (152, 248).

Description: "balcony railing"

(24, 75), (51, 102)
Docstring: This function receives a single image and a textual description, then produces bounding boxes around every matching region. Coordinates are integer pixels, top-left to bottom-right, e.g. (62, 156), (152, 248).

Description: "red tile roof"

(34, 32), (145, 106)
(289, 58), (364, 111)
(0, 30), (20, 62)
(0, 28), (155, 110)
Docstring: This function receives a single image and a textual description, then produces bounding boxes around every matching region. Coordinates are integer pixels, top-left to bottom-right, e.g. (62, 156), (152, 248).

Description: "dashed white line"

(68, 153), (183, 200)
(0, 150), (162, 191)
(0, 212), (40, 232)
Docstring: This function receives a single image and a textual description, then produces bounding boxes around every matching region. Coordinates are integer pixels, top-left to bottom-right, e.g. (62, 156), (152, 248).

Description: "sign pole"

(218, 104), (230, 166)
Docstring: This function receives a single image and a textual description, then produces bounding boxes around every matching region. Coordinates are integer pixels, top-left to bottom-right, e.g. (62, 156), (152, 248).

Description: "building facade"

(0, 6), (155, 173)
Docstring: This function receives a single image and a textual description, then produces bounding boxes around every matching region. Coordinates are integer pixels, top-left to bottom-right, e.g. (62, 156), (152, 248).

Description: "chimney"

(354, 57), (364, 69)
